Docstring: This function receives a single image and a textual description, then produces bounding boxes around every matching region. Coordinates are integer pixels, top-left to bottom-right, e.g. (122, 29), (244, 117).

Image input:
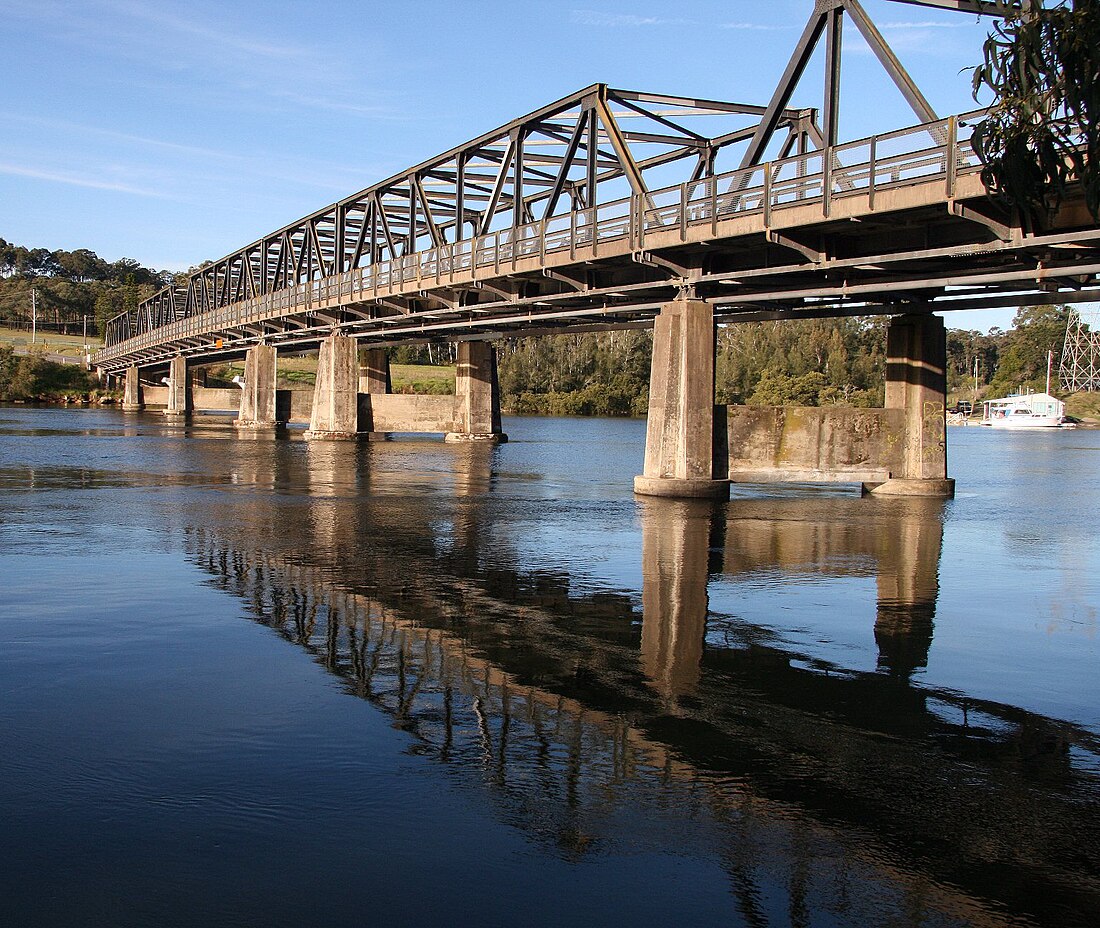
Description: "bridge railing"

(100, 112), (987, 358)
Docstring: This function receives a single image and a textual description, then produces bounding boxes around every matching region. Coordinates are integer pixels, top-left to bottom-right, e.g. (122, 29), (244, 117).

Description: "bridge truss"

(96, 0), (1099, 374)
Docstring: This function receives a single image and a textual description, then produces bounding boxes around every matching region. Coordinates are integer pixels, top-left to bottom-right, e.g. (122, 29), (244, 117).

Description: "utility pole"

(31, 288), (37, 344)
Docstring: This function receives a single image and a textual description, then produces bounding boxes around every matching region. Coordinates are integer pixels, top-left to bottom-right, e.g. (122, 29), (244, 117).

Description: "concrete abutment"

(863, 313), (954, 498)
(636, 305), (954, 499)
(305, 334), (360, 441)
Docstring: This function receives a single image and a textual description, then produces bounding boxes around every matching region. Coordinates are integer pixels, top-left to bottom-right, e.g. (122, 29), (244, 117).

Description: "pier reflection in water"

(171, 434), (1097, 928)
(1, 409), (1098, 928)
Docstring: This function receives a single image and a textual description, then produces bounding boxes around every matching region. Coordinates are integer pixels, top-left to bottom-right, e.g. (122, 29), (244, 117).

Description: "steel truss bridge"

(94, 0), (1098, 374)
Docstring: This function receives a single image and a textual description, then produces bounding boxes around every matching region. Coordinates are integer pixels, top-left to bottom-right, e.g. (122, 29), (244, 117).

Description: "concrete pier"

(122, 365), (144, 411)
(357, 347), (392, 438)
(305, 334), (360, 440)
(445, 341), (506, 443)
(358, 348), (392, 395)
(234, 344), (282, 431)
(164, 356), (192, 417)
(635, 299), (730, 499)
(865, 313), (954, 497)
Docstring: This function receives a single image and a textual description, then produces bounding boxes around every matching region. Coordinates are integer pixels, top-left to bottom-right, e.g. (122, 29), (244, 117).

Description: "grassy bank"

(209, 359), (456, 395)
(1066, 392), (1100, 424)
(0, 326), (102, 358)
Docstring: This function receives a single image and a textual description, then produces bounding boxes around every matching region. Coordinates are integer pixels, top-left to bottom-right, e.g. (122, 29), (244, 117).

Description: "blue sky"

(0, 0), (1060, 331)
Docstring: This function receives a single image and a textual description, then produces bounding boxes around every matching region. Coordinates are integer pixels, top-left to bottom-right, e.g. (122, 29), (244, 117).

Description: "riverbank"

(0, 346), (109, 404)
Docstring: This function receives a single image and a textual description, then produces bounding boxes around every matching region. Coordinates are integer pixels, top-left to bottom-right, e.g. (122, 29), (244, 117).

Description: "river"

(1, 406), (1097, 927)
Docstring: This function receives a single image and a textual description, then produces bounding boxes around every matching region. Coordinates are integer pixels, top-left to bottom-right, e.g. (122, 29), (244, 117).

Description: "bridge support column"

(164, 356), (192, 417)
(864, 314), (954, 497)
(357, 347), (391, 440)
(234, 344), (283, 432)
(122, 365), (143, 411)
(358, 348), (391, 395)
(445, 341), (507, 443)
(634, 299), (729, 499)
(305, 334), (361, 441)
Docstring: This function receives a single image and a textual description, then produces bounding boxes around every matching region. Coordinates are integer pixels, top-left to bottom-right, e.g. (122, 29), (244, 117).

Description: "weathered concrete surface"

(359, 394), (461, 434)
(870, 313), (954, 497)
(234, 345), (282, 431)
(358, 348), (391, 395)
(306, 334), (360, 440)
(192, 387), (241, 411)
(726, 406), (904, 484)
(721, 315), (953, 497)
(122, 365), (143, 411)
(164, 356), (191, 416)
(142, 386), (168, 407)
(635, 300), (729, 499)
(446, 341), (506, 443)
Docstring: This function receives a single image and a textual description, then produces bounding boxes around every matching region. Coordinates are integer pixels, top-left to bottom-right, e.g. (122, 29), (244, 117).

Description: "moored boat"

(979, 391), (1068, 429)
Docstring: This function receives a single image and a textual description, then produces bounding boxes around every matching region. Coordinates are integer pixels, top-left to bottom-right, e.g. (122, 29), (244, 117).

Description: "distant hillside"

(0, 238), (172, 340)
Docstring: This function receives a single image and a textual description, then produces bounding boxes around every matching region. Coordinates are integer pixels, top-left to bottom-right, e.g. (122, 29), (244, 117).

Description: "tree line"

(0, 238), (170, 339)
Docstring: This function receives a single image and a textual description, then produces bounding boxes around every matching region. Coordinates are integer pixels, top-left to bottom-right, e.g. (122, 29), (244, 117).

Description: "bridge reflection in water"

(173, 439), (1098, 927)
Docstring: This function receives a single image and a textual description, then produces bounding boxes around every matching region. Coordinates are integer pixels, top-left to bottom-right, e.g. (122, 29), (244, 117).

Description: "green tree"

(986, 303), (1070, 395)
(748, 369), (828, 407)
(971, 0), (1100, 222)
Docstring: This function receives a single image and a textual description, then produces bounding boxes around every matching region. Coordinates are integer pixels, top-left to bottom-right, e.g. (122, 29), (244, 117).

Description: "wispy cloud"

(569, 9), (791, 32)
(0, 112), (379, 192)
(570, 9), (692, 27)
(101, 0), (315, 61)
(719, 21), (795, 31)
(0, 161), (168, 198)
(265, 90), (409, 120)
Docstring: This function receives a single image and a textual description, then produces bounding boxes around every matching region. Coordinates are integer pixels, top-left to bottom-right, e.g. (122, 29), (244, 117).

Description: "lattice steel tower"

(1059, 307), (1100, 392)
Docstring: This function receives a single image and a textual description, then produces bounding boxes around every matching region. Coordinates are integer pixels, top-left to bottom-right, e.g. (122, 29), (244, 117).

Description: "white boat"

(979, 391), (1068, 429)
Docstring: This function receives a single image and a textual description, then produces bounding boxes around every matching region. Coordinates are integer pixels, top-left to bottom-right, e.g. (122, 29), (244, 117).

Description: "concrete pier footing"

(234, 344), (283, 431)
(634, 300), (730, 499)
(122, 365), (144, 411)
(164, 356), (192, 417)
(305, 334), (361, 441)
(445, 341), (507, 444)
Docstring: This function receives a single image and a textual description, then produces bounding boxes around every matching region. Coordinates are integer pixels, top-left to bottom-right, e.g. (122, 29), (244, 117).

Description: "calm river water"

(1, 406), (1098, 927)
